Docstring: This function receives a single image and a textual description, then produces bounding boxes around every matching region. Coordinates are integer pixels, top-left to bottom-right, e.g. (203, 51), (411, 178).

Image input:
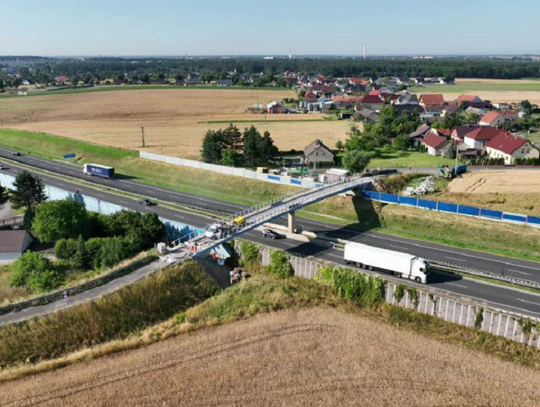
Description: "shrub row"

(319, 266), (386, 307)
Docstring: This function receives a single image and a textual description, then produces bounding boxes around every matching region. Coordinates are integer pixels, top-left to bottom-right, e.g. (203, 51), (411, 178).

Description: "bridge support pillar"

(288, 211), (296, 234)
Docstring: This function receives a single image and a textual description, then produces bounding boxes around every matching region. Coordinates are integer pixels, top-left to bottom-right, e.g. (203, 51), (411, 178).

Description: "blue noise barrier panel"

(418, 199), (437, 210)
(438, 202), (458, 213)
(458, 205), (480, 216)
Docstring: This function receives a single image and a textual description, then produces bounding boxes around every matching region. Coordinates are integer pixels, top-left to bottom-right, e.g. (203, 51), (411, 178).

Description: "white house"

(421, 133), (451, 157)
(479, 111), (505, 127)
(0, 230), (33, 263)
(486, 134), (540, 165)
(463, 128), (508, 151)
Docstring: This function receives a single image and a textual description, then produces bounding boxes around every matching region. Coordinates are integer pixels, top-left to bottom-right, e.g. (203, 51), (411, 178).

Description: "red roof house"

(464, 127), (509, 150)
(479, 111), (505, 127)
(486, 133), (539, 164)
(419, 94), (445, 107)
(350, 77), (369, 85)
(421, 133), (451, 156)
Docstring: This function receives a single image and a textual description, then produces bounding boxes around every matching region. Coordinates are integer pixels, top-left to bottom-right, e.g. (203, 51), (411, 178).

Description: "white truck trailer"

(344, 242), (430, 283)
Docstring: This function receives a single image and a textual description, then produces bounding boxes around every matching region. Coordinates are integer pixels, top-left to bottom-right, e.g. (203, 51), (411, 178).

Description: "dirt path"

(1, 308), (538, 406)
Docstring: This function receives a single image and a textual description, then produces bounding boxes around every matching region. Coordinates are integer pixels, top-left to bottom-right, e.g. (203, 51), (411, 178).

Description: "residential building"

(216, 79), (233, 86)
(332, 95), (363, 109)
(442, 103), (460, 117)
(394, 93), (419, 105)
(479, 111), (505, 127)
(451, 126), (479, 143)
(267, 101), (287, 114)
(465, 106), (486, 117)
(455, 94), (485, 108)
(0, 230), (33, 262)
(421, 133), (452, 157)
(419, 94), (445, 112)
(499, 110), (519, 122)
(304, 140), (334, 167)
(356, 95), (384, 111)
(408, 124), (431, 147)
(464, 127), (508, 150)
(486, 133), (540, 164)
(304, 91), (317, 103)
(354, 108), (379, 123)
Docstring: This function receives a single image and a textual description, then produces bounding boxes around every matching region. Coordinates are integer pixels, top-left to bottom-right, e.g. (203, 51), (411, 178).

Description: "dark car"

(0, 164), (7, 171)
(262, 229), (284, 239)
(12, 152), (21, 156)
(139, 198), (156, 206)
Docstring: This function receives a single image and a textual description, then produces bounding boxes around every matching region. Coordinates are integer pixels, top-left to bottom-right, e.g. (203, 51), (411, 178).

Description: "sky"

(2, 0), (540, 56)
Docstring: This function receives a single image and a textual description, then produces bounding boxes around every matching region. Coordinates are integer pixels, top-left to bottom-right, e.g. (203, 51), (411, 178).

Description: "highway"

(2, 157), (540, 320)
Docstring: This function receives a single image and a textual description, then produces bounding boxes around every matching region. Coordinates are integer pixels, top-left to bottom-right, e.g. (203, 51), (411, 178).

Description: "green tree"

(393, 134), (410, 151)
(243, 125), (262, 167)
(33, 199), (90, 243)
(201, 129), (225, 163)
(73, 235), (89, 269)
(343, 150), (371, 174)
(27, 267), (65, 293)
(0, 184), (8, 206)
(335, 140), (344, 152)
(10, 171), (47, 213)
(70, 76), (79, 86)
(141, 73), (150, 84)
(521, 100), (533, 116)
(54, 238), (78, 261)
(220, 148), (236, 166)
(257, 131), (278, 165)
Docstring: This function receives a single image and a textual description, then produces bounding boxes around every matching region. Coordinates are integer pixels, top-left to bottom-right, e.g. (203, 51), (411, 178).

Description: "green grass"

(368, 151), (456, 168)
(411, 82), (540, 93)
(0, 260), (218, 369)
(0, 129), (294, 205)
(0, 85), (290, 99)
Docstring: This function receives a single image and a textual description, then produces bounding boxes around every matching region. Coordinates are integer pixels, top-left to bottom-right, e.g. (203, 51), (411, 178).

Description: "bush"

(268, 250), (294, 279)
(9, 251), (64, 293)
(9, 251), (53, 288)
(54, 239), (78, 261)
(27, 267), (65, 293)
(319, 266), (385, 307)
(100, 237), (134, 269)
(32, 199), (90, 243)
(240, 241), (261, 267)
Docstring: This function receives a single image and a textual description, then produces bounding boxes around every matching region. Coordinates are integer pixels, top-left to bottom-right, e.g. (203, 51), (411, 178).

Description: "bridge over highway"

(166, 176), (374, 260)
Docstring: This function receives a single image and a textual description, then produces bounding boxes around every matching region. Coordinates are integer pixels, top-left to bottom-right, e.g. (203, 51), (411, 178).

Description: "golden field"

(2, 308), (539, 407)
(0, 89), (352, 159)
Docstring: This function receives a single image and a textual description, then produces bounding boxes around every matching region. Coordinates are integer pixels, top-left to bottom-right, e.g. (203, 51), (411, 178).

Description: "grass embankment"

(0, 129), (294, 205)
(0, 85), (290, 99)
(3, 264), (540, 383)
(0, 266), (29, 304)
(0, 260), (217, 369)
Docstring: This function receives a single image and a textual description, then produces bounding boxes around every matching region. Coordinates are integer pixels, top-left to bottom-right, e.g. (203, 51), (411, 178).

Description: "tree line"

(5, 57), (540, 84)
(201, 124), (278, 167)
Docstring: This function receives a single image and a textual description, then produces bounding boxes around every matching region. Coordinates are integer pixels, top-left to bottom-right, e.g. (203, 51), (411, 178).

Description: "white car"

(205, 223), (223, 239)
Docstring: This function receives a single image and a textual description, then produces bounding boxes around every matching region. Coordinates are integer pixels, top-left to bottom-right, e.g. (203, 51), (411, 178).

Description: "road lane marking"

(508, 269), (532, 276)
(328, 253), (342, 259)
(517, 299), (539, 306)
(446, 283), (468, 289)
(281, 241), (296, 247)
(390, 245), (407, 250)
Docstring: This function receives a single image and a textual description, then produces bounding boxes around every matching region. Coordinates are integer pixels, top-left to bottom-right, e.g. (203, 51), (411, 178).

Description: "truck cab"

(412, 259), (430, 283)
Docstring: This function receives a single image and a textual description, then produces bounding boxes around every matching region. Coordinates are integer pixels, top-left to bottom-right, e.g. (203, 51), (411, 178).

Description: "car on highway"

(139, 199), (156, 206)
(12, 152), (21, 156)
(0, 164), (7, 171)
(262, 229), (285, 239)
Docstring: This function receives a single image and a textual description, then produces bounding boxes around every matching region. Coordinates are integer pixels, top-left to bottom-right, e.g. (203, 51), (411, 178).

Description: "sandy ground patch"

(447, 170), (540, 194)
(0, 89), (350, 159)
(1, 307), (538, 407)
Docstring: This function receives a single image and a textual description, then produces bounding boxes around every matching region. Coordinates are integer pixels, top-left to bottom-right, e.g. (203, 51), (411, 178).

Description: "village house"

(451, 126), (479, 143)
(304, 91), (317, 103)
(267, 101), (287, 114)
(486, 133), (540, 164)
(421, 133), (452, 157)
(332, 95), (363, 109)
(0, 230), (33, 263)
(419, 94), (445, 112)
(216, 79), (233, 86)
(355, 95), (384, 111)
(408, 124), (431, 147)
(354, 108), (379, 123)
(394, 93), (419, 105)
(499, 110), (520, 122)
(455, 94), (486, 109)
(479, 111), (505, 127)
(463, 127), (508, 151)
(303, 140), (335, 167)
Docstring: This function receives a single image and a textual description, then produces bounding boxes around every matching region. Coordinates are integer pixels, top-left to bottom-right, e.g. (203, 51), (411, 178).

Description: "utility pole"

(141, 126), (146, 148)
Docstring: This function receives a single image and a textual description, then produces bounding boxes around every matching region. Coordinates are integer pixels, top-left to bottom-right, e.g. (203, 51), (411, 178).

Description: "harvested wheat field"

(441, 91), (540, 105)
(0, 89), (351, 159)
(432, 170), (540, 216)
(456, 78), (540, 85)
(1, 308), (539, 407)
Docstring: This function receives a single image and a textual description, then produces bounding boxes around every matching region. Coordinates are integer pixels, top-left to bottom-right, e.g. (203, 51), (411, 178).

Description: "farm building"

(0, 230), (33, 263)
(486, 133), (540, 165)
(267, 101), (287, 114)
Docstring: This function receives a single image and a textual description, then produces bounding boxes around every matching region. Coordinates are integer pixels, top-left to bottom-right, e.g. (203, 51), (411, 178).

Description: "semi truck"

(344, 242), (430, 283)
(83, 164), (115, 179)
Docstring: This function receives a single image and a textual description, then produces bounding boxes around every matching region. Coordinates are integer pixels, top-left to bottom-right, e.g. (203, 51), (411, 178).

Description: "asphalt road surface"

(2, 158), (540, 321)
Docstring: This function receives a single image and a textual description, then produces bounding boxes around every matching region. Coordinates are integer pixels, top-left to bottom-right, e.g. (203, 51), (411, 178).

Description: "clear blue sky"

(2, 0), (540, 56)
